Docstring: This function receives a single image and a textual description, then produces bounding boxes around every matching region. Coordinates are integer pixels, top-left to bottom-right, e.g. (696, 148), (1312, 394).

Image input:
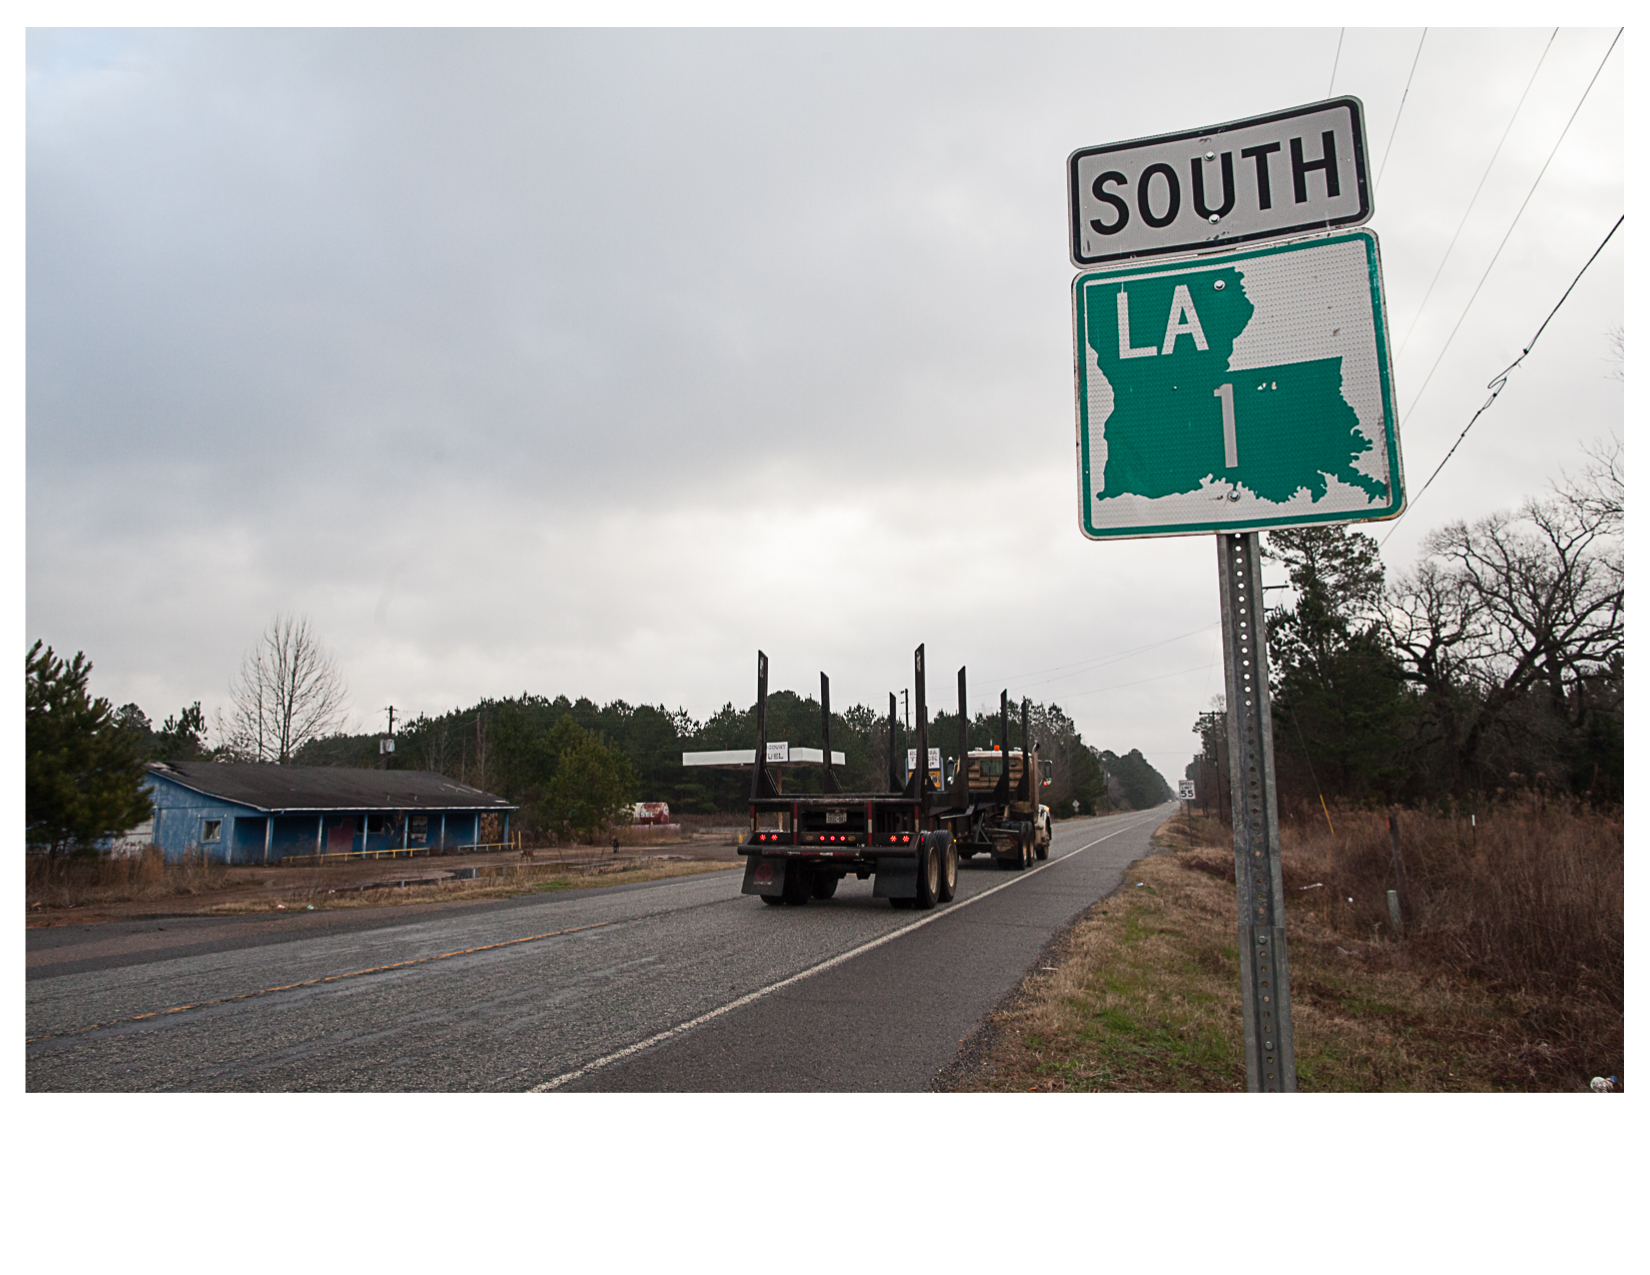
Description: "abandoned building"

(140, 761), (515, 863)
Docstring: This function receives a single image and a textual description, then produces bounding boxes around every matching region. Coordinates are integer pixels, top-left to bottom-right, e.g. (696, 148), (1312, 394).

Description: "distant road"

(27, 808), (1173, 1092)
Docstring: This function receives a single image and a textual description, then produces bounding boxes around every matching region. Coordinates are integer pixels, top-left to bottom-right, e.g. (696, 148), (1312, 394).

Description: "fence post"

(1387, 809), (1408, 918)
(1386, 889), (1405, 939)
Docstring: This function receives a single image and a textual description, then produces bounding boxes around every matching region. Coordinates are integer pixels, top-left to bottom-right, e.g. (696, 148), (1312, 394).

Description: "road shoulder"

(930, 820), (1174, 1092)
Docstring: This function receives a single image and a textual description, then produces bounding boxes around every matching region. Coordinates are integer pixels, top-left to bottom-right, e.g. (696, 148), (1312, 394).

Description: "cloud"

(26, 28), (1622, 787)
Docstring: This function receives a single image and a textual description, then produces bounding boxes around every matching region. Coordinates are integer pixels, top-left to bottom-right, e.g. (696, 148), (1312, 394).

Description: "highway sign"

(1178, 779), (1196, 800)
(1068, 98), (1371, 267)
(1073, 229), (1403, 540)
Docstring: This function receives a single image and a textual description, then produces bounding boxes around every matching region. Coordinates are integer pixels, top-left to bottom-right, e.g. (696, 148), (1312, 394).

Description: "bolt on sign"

(1072, 230), (1403, 539)
(1067, 98), (1371, 267)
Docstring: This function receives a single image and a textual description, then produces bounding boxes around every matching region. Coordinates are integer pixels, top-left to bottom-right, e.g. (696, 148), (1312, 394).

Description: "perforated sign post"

(1068, 106), (1402, 1092)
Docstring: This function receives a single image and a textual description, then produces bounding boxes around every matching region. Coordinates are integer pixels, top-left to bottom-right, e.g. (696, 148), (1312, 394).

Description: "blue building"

(140, 762), (515, 864)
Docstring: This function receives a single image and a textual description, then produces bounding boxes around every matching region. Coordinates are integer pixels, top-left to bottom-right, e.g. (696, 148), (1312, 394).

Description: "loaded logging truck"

(734, 646), (1053, 910)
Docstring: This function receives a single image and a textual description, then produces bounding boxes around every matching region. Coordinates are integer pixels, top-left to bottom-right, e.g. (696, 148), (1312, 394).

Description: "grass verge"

(946, 807), (1622, 1092)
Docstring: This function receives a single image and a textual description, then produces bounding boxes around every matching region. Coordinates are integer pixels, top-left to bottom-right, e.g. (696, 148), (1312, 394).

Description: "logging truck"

(730, 645), (1052, 909)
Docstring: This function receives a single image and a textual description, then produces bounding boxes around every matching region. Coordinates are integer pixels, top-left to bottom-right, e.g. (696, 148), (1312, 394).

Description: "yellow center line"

(26, 917), (632, 1044)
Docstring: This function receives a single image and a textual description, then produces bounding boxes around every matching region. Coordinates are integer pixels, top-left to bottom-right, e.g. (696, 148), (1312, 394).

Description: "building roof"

(146, 762), (515, 812)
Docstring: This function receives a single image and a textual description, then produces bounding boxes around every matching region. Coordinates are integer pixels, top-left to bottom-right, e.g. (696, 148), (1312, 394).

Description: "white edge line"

(526, 811), (1163, 1092)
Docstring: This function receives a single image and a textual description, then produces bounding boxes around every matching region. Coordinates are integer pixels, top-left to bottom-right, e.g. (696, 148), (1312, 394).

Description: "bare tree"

(226, 614), (349, 763)
(1384, 476), (1622, 786)
(1559, 433), (1622, 533)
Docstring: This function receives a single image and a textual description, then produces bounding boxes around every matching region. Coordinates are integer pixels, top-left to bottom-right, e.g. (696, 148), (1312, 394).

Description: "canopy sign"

(1068, 98), (1371, 267)
(1073, 230), (1403, 540)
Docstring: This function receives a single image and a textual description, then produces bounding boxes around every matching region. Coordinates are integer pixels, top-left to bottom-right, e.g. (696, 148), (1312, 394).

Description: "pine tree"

(26, 642), (153, 853)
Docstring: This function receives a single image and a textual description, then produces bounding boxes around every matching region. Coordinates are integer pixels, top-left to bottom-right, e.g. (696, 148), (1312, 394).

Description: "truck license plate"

(825, 810), (847, 825)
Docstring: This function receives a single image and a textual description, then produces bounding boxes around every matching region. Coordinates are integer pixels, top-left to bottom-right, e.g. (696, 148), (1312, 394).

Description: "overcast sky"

(25, 26), (1623, 789)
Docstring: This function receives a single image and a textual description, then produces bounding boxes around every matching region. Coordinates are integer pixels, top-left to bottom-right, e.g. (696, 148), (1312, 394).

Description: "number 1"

(1215, 383), (1236, 467)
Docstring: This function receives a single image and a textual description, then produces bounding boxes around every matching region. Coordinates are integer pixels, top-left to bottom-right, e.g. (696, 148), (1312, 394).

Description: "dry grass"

(951, 805), (1623, 1093)
(1281, 799), (1622, 1009)
(25, 847), (234, 909)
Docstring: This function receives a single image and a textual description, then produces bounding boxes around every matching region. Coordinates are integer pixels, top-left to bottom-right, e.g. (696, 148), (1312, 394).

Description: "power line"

(1328, 28), (1345, 96)
(1063, 662), (1216, 701)
(978, 622), (1217, 690)
(1374, 28), (1427, 194)
(1394, 28), (1557, 362)
(1382, 213), (1623, 544)
(1398, 27), (1621, 428)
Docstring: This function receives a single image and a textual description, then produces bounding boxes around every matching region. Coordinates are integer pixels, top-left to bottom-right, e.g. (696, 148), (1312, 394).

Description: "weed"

(25, 847), (231, 908)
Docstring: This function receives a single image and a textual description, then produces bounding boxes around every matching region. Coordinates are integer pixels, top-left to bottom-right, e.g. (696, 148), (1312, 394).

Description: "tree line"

(298, 683), (1142, 839)
(1188, 442), (1623, 817)
(28, 619), (1174, 849)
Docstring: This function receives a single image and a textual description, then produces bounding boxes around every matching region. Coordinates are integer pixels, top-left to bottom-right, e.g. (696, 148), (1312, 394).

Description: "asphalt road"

(26, 806), (1173, 1092)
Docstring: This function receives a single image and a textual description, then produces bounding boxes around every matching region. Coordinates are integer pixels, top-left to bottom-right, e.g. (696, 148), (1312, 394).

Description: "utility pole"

(380, 706), (396, 768)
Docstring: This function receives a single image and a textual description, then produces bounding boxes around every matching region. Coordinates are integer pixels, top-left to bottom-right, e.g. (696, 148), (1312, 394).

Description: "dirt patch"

(28, 840), (744, 928)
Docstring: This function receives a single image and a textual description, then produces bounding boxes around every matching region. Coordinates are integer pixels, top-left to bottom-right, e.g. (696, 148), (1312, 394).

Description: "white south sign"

(1068, 98), (1372, 266)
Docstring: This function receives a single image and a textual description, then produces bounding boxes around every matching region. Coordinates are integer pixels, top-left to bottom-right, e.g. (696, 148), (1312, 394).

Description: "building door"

(327, 817), (357, 854)
(232, 817), (269, 864)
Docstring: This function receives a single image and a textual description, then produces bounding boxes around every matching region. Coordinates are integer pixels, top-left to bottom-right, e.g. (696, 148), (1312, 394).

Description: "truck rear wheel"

(760, 893), (785, 906)
(811, 873), (839, 900)
(781, 863), (812, 905)
(913, 835), (940, 910)
(936, 832), (957, 903)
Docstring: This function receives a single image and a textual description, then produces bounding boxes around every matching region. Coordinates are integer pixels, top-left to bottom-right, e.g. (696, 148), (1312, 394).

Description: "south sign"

(1068, 98), (1372, 266)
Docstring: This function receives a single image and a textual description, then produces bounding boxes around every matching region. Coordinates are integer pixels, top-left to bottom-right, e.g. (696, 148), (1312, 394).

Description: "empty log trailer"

(737, 646), (1052, 909)
(952, 684), (1054, 869)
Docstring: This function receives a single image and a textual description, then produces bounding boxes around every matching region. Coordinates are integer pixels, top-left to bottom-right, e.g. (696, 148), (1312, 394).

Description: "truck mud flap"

(741, 856), (787, 897)
(872, 855), (919, 899)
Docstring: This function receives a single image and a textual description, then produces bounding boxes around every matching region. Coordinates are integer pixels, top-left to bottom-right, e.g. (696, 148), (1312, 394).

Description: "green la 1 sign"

(1073, 229), (1404, 539)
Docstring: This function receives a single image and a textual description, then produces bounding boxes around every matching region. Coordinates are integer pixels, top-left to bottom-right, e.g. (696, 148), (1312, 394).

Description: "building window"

(202, 819), (222, 843)
(366, 814), (386, 835)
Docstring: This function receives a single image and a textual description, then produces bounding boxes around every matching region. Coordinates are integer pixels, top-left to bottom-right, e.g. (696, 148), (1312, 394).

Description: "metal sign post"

(1217, 532), (1296, 1091)
(1067, 98), (1403, 1093)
